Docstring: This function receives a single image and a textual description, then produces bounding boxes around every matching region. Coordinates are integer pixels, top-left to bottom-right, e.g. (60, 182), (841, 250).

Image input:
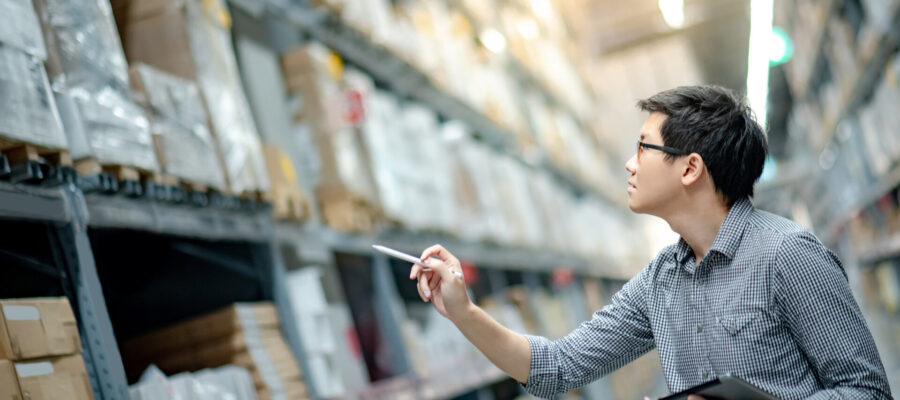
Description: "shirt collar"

(673, 197), (754, 265)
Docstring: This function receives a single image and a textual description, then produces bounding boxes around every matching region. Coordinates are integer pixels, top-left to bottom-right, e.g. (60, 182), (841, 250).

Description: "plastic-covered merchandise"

(39, 0), (129, 91)
(498, 158), (545, 247)
(187, 0), (269, 193)
(130, 64), (226, 189)
(396, 103), (458, 232)
(112, 0), (269, 192)
(66, 87), (157, 170)
(129, 364), (258, 400)
(0, 0), (47, 59)
(439, 122), (481, 240)
(286, 268), (344, 398)
(35, 0), (157, 171)
(0, 45), (67, 149)
(455, 142), (514, 244)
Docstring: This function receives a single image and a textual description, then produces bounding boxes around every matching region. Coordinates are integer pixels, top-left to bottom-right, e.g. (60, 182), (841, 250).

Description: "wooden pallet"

(271, 191), (308, 221)
(262, 144), (309, 222)
(317, 187), (379, 233)
(75, 158), (156, 183)
(237, 189), (272, 203)
(0, 139), (72, 167)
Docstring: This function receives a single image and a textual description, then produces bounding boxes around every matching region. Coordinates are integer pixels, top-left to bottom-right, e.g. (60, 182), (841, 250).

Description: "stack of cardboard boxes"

(281, 44), (381, 233)
(120, 302), (307, 400)
(0, 297), (93, 400)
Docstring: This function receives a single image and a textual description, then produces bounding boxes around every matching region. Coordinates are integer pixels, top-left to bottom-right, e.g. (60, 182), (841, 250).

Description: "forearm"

(805, 387), (892, 400)
(450, 303), (531, 383)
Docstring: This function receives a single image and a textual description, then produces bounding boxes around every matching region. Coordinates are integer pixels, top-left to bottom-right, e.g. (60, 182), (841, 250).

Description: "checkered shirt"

(523, 198), (891, 399)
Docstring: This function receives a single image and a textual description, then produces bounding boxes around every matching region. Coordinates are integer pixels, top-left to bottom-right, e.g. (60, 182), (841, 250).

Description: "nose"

(625, 154), (637, 175)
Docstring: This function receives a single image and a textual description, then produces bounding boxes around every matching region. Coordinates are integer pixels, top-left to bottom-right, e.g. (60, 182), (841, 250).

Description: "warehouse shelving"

(238, 0), (609, 201)
(0, 182), (131, 400)
(767, 0), (900, 393)
(277, 222), (597, 275)
(820, 162), (900, 245)
(85, 194), (272, 242)
(0, 176), (615, 400)
(817, 4), (900, 151)
(765, 1), (900, 246)
(785, 0), (838, 100)
(856, 232), (900, 265)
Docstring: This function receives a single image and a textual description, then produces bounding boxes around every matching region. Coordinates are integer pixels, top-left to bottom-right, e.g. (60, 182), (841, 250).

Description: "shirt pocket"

(717, 313), (759, 336)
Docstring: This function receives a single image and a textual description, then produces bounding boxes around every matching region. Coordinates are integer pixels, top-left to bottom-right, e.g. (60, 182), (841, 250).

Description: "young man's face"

(625, 112), (685, 215)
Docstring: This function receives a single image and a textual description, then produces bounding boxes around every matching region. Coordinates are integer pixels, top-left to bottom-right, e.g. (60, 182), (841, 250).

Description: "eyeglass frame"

(637, 141), (689, 161)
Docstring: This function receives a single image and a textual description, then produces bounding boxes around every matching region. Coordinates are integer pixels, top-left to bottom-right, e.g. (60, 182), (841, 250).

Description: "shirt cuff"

(520, 334), (559, 399)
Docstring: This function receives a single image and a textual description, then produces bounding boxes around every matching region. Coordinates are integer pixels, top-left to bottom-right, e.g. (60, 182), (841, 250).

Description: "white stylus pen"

(372, 245), (464, 278)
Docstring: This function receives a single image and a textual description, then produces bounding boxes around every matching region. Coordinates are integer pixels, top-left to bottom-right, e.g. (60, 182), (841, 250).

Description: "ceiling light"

(658, 0), (685, 29)
(479, 29), (507, 53)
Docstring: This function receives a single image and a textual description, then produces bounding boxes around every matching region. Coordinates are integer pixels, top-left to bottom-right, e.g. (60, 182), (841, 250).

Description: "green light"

(769, 26), (793, 66)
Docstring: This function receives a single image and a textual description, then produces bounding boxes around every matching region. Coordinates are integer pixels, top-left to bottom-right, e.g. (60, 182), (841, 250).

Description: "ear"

(680, 153), (705, 186)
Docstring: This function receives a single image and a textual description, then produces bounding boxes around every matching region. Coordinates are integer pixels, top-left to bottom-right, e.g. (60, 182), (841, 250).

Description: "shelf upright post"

(57, 185), (131, 400)
(371, 252), (415, 378)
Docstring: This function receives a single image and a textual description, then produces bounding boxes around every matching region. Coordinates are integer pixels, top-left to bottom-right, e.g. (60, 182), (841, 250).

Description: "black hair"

(637, 85), (768, 205)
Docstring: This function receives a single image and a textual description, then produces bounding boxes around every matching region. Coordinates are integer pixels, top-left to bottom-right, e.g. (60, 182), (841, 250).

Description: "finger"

(409, 263), (423, 280)
(418, 274), (431, 301)
(424, 257), (457, 282)
(429, 273), (440, 291)
(420, 244), (455, 262)
(416, 275), (427, 301)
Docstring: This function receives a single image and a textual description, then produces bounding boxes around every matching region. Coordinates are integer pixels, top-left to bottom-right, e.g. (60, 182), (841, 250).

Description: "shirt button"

(697, 324), (703, 333)
(697, 279), (703, 286)
(702, 371), (709, 380)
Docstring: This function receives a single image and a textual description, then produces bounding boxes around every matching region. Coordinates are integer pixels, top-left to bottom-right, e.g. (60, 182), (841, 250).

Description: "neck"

(664, 195), (731, 264)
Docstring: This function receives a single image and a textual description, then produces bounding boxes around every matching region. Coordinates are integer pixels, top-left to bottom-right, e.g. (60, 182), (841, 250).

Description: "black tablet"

(659, 374), (779, 400)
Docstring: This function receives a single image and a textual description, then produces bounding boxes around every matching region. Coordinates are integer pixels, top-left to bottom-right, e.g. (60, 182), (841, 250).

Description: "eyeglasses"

(637, 141), (688, 161)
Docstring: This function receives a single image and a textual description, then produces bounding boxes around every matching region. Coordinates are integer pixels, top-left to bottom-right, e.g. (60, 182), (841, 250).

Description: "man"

(408, 85), (891, 399)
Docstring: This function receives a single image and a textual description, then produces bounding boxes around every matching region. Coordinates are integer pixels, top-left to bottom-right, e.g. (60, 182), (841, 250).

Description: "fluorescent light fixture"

(746, 0), (774, 130)
(479, 28), (507, 53)
(658, 0), (685, 29)
(518, 18), (540, 40)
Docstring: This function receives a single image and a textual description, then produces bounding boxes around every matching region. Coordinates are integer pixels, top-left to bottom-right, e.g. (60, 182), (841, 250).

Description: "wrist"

(449, 301), (478, 325)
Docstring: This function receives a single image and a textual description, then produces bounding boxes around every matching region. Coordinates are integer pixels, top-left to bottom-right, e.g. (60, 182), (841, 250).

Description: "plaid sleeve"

(520, 267), (656, 398)
(774, 232), (892, 399)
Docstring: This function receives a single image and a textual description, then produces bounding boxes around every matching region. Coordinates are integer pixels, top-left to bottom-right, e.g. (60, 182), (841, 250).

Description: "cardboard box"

(0, 359), (22, 400)
(119, 302), (308, 400)
(0, 354), (93, 400)
(122, 303), (279, 356)
(0, 298), (81, 361)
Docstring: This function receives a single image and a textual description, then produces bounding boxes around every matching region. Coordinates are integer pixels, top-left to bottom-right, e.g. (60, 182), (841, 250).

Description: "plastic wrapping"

(0, 44), (67, 149)
(129, 365), (258, 400)
(0, 0), (47, 59)
(187, 0), (269, 193)
(41, 0), (129, 92)
(132, 64), (226, 189)
(37, 0), (157, 171)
